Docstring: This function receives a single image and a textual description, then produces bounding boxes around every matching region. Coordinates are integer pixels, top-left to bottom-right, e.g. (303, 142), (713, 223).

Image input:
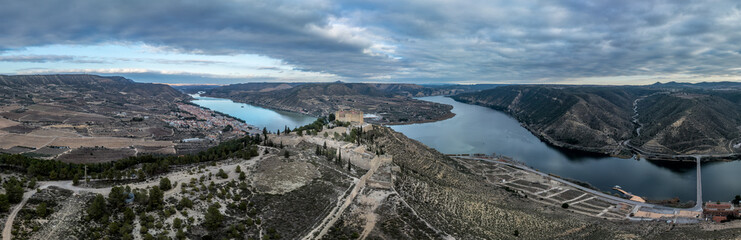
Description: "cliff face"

(453, 84), (741, 156)
(205, 82), (455, 124)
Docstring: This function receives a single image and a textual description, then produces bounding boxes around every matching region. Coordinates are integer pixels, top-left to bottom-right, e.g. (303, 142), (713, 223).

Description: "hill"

(453, 84), (741, 156)
(205, 82), (458, 124)
(633, 91), (741, 154)
(453, 85), (653, 154)
(0, 74), (250, 161)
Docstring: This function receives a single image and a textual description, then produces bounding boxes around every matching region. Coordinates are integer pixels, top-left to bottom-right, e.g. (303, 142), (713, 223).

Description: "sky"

(1, 0), (740, 85)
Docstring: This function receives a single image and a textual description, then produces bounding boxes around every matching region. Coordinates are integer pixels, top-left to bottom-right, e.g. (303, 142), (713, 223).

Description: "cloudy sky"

(1, 0), (740, 84)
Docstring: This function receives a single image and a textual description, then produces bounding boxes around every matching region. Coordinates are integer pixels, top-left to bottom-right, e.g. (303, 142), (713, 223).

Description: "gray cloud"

(0, 55), (106, 63)
(1, 0), (740, 83)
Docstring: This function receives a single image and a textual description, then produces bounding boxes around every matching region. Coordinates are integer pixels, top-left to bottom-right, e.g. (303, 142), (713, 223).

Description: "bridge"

(693, 155), (703, 211)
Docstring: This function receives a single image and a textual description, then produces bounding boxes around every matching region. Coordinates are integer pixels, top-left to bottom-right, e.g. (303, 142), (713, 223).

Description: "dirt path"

(3, 189), (37, 240)
(302, 155), (382, 240)
(357, 190), (392, 240)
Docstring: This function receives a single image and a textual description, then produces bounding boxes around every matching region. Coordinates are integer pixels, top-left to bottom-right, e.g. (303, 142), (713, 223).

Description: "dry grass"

(50, 136), (173, 148)
(0, 118), (20, 128)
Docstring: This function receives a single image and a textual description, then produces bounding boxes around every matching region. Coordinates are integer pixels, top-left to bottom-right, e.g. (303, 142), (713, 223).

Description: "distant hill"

(0, 74), (185, 105)
(649, 81), (741, 90)
(453, 84), (741, 156)
(205, 82), (458, 124)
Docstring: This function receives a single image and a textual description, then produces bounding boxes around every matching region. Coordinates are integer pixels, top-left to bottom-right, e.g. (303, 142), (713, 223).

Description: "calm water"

(192, 94), (741, 202)
(190, 94), (316, 132)
(392, 96), (741, 202)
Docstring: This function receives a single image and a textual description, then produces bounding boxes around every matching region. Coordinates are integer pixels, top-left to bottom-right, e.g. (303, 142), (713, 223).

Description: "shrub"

(159, 177), (172, 191)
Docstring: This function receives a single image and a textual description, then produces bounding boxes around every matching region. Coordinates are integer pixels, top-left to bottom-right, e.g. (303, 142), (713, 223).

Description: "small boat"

(613, 185), (621, 189)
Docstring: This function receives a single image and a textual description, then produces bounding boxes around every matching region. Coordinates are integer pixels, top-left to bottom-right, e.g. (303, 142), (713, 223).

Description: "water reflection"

(391, 96), (701, 201)
(190, 95), (317, 133)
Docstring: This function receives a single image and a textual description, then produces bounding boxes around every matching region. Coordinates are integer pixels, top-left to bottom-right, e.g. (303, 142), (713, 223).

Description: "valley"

(453, 83), (741, 159)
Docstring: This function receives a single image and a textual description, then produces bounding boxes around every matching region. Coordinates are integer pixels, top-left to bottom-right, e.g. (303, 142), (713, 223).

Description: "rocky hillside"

(370, 126), (741, 239)
(634, 91), (741, 154)
(205, 82), (456, 124)
(453, 86), (651, 154)
(453, 84), (741, 156)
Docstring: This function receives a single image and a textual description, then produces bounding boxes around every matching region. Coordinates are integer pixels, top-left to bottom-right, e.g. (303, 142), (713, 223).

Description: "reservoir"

(190, 94), (316, 132)
(391, 96), (739, 203)
(192, 94), (740, 203)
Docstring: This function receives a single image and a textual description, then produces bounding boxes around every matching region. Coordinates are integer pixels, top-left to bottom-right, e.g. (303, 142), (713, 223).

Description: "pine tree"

(337, 151), (342, 165)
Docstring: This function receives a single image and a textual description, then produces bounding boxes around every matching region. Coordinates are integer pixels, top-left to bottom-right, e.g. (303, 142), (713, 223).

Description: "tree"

(148, 186), (164, 210)
(123, 207), (136, 224)
(337, 151), (342, 165)
(159, 177), (172, 191)
(284, 150), (290, 158)
(204, 203), (224, 231)
(36, 202), (47, 217)
(28, 178), (37, 189)
(88, 194), (107, 221)
(176, 229), (186, 240)
(561, 203), (569, 209)
(108, 186), (127, 210)
(0, 194), (9, 212)
(177, 197), (193, 210)
(73, 173), (80, 186)
(323, 142), (327, 149)
(235, 165), (242, 173)
(217, 169), (228, 179)
(263, 127), (268, 135)
(239, 172), (246, 181)
(4, 179), (24, 204)
(173, 218), (183, 229)
(734, 195), (741, 205)
(329, 113), (335, 122)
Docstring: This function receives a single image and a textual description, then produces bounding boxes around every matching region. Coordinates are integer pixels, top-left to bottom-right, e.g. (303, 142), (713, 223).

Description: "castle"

(335, 109), (364, 124)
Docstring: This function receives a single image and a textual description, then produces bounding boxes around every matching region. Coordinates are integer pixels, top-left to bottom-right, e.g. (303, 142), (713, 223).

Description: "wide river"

(192, 95), (741, 202)
(190, 95), (317, 132)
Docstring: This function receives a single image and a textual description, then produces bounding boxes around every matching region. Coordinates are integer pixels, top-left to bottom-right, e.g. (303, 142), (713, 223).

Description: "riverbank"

(200, 93), (457, 126)
(448, 97), (741, 163)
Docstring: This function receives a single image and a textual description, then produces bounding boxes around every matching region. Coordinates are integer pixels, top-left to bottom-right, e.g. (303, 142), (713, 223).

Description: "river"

(190, 94), (316, 132)
(191, 94), (741, 202)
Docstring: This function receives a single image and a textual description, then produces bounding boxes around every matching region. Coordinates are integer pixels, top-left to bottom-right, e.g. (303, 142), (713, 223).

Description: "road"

(3, 189), (37, 240)
(694, 155), (703, 211)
